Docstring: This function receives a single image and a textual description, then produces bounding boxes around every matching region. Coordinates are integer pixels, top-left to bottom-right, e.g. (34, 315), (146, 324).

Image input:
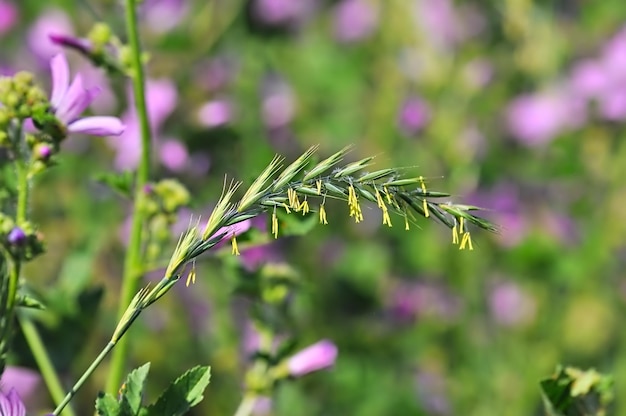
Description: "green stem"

(233, 394), (257, 416)
(54, 341), (116, 415)
(18, 312), (76, 416)
(106, 0), (153, 393)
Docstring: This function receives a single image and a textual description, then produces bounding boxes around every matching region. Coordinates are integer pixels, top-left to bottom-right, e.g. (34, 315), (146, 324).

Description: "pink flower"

(489, 280), (536, 327)
(0, 0), (18, 35)
(49, 53), (125, 136)
(197, 99), (232, 128)
(0, 389), (26, 416)
(398, 97), (430, 135)
(287, 340), (338, 376)
(27, 9), (74, 62)
(333, 0), (379, 43)
(0, 367), (40, 404)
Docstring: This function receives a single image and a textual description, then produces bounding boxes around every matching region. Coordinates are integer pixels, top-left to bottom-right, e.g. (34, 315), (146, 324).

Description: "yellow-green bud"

(88, 23), (112, 47)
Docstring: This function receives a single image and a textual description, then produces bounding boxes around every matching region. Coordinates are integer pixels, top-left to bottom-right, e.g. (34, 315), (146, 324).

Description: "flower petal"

(0, 389), (26, 416)
(50, 53), (69, 108)
(68, 116), (126, 136)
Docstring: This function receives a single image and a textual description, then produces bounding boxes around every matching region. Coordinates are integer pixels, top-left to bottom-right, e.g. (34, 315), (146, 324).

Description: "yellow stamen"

(283, 203), (291, 214)
(185, 263), (197, 287)
(316, 179), (322, 195)
(375, 187), (392, 227)
(452, 224), (459, 244)
(404, 214), (410, 230)
(319, 204), (328, 224)
(300, 198), (310, 215)
(231, 236), (240, 256)
(384, 186), (393, 204)
(272, 208), (279, 239)
(459, 232), (473, 250)
(419, 177), (429, 217)
(348, 184), (363, 223)
(459, 217), (465, 234)
(287, 188), (300, 211)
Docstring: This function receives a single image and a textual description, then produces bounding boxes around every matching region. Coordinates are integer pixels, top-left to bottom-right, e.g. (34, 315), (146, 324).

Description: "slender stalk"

(54, 341), (116, 415)
(18, 313), (76, 416)
(233, 394), (257, 416)
(106, 0), (153, 393)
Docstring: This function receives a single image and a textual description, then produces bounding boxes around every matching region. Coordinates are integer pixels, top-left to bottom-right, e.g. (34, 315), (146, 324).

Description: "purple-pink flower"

(0, 389), (26, 416)
(0, 0), (18, 35)
(333, 0), (379, 43)
(287, 340), (338, 377)
(49, 53), (125, 136)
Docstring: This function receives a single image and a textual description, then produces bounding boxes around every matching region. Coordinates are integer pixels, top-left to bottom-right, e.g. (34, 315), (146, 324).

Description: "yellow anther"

(404, 214), (410, 230)
(186, 263), (197, 287)
(452, 224), (459, 244)
(319, 204), (328, 225)
(272, 208), (279, 239)
(347, 184), (363, 223)
(231, 236), (240, 256)
(300, 198), (310, 215)
(316, 179), (322, 195)
(459, 232), (473, 250)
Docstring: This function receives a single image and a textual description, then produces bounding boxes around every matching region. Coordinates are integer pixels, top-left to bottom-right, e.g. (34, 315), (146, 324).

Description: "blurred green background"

(3, 0), (626, 414)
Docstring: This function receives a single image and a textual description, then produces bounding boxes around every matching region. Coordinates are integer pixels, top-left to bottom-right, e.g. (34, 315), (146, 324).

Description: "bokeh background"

(2, 0), (626, 414)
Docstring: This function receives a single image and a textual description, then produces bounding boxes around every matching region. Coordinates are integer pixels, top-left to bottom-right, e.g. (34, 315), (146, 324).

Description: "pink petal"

(54, 74), (87, 122)
(50, 53), (69, 108)
(68, 116), (125, 136)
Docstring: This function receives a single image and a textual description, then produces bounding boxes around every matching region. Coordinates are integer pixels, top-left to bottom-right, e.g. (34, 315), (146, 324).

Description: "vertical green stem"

(18, 313), (76, 416)
(106, 0), (153, 393)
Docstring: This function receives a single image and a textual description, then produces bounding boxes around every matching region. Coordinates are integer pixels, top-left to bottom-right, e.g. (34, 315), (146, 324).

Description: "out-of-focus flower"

(601, 25), (626, 84)
(333, 0), (378, 43)
(0, 0), (18, 35)
(0, 367), (41, 404)
(160, 139), (189, 172)
(469, 182), (527, 247)
(506, 89), (586, 147)
(0, 389), (26, 416)
(27, 9), (74, 62)
(252, 396), (272, 415)
(569, 60), (609, 100)
(415, 368), (451, 415)
(488, 280), (536, 327)
(196, 57), (237, 92)
(142, 0), (189, 34)
(251, 0), (308, 27)
(387, 280), (462, 323)
(599, 87), (626, 121)
(398, 97), (430, 136)
(48, 53), (124, 136)
(261, 75), (295, 129)
(109, 78), (177, 170)
(462, 58), (493, 89)
(287, 340), (338, 377)
(197, 99), (232, 128)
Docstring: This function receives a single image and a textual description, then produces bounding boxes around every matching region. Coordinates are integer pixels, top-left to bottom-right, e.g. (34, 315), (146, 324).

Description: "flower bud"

(7, 227), (27, 245)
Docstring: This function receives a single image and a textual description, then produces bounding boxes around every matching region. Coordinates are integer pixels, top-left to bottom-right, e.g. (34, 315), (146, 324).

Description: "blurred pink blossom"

(197, 99), (233, 128)
(599, 87), (626, 121)
(251, 0), (309, 27)
(27, 9), (74, 62)
(398, 96), (430, 135)
(387, 280), (462, 323)
(506, 90), (586, 147)
(261, 75), (295, 128)
(0, 366), (41, 404)
(0, 0), (18, 35)
(333, 0), (379, 43)
(488, 280), (536, 327)
(159, 139), (189, 172)
(142, 0), (189, 33)
(287, 340), (338, 377)
(109, 79), (178, 170)
(569, 59), (609, 100)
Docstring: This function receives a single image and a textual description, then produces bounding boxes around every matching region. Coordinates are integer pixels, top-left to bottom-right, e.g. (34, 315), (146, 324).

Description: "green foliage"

(541, 366), (614, 416)
(95, 364), (210, 416)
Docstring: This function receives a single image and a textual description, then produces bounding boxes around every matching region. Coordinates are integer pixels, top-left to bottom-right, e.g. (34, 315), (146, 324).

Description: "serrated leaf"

(146, 366), (211, 416)
(94, 171), (134, 197)
(120, 363), (151, 415)
(95, 391), (121, 416)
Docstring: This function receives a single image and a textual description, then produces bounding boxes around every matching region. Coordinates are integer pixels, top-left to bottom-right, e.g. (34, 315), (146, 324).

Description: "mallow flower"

(0, 389), (26, 416)
(46, 53), (124, 137)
